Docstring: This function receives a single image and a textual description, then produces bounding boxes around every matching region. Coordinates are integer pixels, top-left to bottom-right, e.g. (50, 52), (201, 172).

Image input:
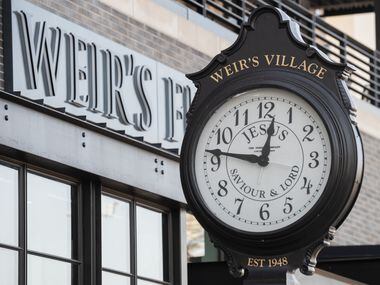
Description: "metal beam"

(307, 0), (374, 16)
(376, 0), (380, 50)
(0, 92), (186, 204)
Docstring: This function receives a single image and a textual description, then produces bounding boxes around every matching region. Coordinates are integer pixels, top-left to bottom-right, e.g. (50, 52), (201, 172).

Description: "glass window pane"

(136, 206), (166, 281)
(27, 173), (73, 258)
(102, 271), (130, 285)
(28, 254), (71, 285)
(0, 164), (18, 246)
(0, 247), (18, 285)
(102, 195), (130, 273)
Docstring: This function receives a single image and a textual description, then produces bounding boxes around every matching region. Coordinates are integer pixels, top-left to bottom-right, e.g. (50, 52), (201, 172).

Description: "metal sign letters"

(5, 0), (195, 151)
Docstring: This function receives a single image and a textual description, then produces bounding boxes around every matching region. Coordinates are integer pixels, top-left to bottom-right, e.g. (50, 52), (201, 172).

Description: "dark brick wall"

(0, 0), (379, 245)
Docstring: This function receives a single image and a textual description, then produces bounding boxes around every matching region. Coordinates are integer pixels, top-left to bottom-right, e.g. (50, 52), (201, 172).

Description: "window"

(27, 172), (79, 285)
(101, 192), (170, 285)
(0, 161), (80, 285)
(0, 163), (18, 247)
(0, 246), (18, 285)
(0, 159), (177, 285)
(0, 163), (19, 285)
(102, 195), (131, 281)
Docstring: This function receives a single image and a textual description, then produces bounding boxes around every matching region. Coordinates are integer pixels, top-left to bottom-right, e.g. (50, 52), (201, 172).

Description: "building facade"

(0, 0), (379, 285)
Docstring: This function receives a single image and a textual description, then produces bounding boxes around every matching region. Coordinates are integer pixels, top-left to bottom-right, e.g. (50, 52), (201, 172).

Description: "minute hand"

(206, 149), (260, 164)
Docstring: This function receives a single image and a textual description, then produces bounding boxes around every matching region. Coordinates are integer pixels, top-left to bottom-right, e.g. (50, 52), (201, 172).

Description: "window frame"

(0, 159), (22, 285)
(0, 155), (180, 285)
(0, 157), (82, 285)
(101, 187), (174, 285)
(25, 168), (82, 285)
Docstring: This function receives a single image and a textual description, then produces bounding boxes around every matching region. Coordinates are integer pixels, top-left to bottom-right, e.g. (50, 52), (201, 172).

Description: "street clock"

(180, 5), (364, 282)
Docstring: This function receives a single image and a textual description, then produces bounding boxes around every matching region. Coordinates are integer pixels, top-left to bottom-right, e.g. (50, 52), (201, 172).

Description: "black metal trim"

(137, 275), (171, 285)
(320, 245), (380, 262)
(27, 250), (81, 265)
(21, 163), (27, 285)
(26, 165), (80, 185)
(131, 198), (137, 285)
(0, 243), (22, 252)
(102, 267), (133, 278)
(170, 208), (183, 285)
(74, 182), (83, 285)
(94, 181), (102, 285)
(83, 180), (98, 285)
(163, 209), (170, 282)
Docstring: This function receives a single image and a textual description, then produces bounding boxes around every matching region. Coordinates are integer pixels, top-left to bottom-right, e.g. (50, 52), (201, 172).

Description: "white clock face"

(194, 88), (332, 233)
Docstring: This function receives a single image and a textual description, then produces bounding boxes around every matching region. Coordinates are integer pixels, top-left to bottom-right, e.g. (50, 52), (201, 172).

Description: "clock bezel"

(196, 87), (328, 230)
(180, 70), (363, 255)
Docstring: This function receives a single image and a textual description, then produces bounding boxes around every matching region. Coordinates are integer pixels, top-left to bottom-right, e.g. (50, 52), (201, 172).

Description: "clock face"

(194, 88), (332, 233)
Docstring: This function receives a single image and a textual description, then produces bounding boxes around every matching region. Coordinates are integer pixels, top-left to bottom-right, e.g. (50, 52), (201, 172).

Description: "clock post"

(180, 5), (363, 284)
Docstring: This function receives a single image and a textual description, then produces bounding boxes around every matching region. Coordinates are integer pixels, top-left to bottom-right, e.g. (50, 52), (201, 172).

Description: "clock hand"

(259, 116), (275, 166)
(205, 149), (260, 164)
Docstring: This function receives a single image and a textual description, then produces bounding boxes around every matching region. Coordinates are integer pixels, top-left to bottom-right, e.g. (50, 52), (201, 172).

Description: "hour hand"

(206, 149), (260, 164)
(260, 116), (275, 160)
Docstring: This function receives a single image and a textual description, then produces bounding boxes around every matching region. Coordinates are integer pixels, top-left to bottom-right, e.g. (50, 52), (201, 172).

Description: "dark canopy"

(308, 0), (374, 15)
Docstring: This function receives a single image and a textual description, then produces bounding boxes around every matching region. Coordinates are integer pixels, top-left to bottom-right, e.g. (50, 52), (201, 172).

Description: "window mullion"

(131, 200), (137, 285)
(171, 209), (184, 285)
(19, 164), (27, 285)
(95, 182), (102, 285)
(164, 210), (171, 283)
(83, 180), (101, 285)
(73, 183), (82, 285)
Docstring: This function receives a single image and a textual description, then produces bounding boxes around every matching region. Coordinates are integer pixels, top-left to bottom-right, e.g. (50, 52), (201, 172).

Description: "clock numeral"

(302, 125), (314, 142)
(283, 197), (293, 214)
(210, 154), (221, 172)
(259, 203), (270, 221)
(234, 109), (248, 126)
(234, 198), (244, 215)
(287, 107), (293, 124)
(308, 151), (319, 168)
(301, 177), (313, 194)
(217, 180), (228, 197)
(216, 127), (233, 145)
(258, 102), (275, 119)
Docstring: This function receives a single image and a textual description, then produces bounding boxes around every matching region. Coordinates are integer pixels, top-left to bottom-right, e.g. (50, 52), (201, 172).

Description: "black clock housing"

(180, 5), (363, 277)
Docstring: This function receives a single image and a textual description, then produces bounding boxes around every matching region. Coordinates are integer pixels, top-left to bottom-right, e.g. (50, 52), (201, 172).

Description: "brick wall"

(11, 0), (210, 76)
(334, 132), (380, 245)
(0, 0), (379, 246)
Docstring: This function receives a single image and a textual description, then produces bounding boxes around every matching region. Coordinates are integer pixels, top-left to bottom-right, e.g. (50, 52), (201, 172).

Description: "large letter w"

(15, 11), (61, 96)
